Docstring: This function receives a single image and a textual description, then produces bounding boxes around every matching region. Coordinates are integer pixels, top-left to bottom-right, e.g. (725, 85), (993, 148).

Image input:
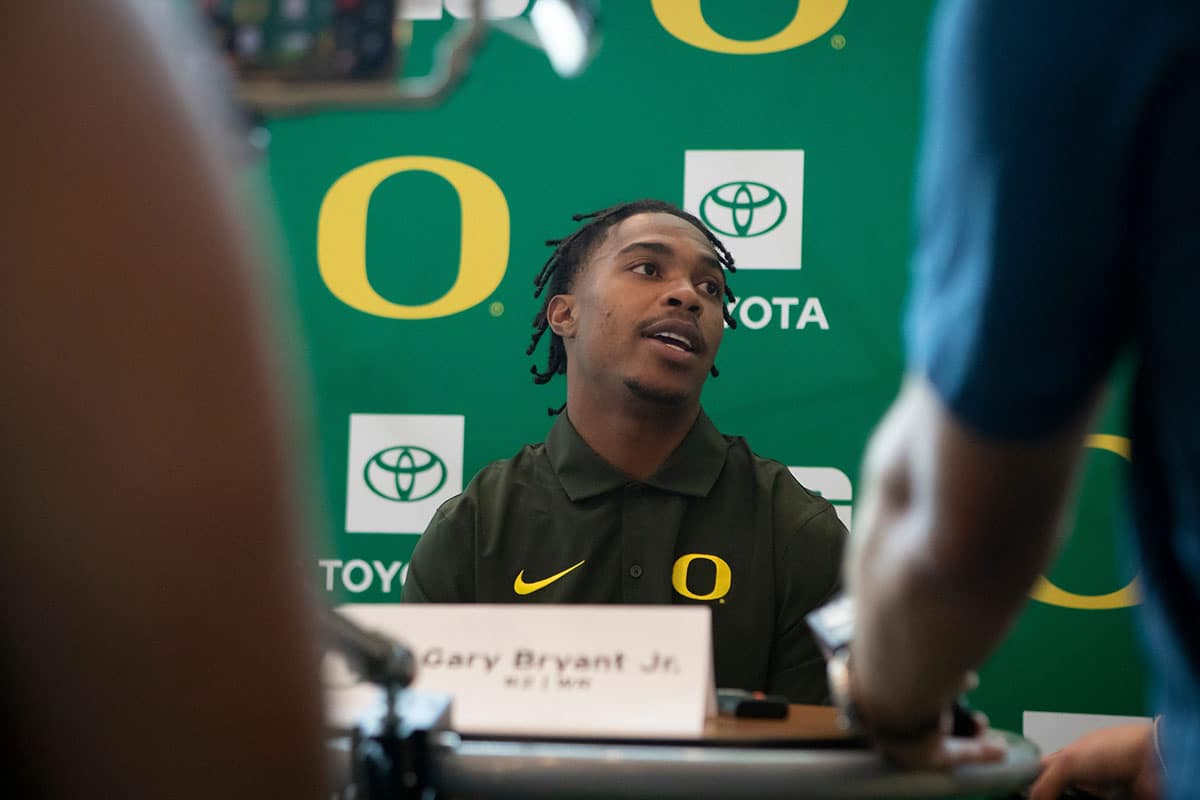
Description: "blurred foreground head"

(0, 1), (327, 796)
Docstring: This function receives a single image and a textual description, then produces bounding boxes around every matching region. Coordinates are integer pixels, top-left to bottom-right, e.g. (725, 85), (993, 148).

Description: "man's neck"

(564, 385), (700, 481)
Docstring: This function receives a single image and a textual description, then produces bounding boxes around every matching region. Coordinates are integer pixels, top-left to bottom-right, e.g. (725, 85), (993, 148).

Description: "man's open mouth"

(650, 331), (695, 352)
(641, 319), (703, 355)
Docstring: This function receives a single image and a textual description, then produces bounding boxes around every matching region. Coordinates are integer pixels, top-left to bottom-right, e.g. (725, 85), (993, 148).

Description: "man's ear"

(546, 294), (577, 338)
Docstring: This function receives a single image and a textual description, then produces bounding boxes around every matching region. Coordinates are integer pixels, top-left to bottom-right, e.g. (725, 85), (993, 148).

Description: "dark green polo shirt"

(402, 410), (846, 704)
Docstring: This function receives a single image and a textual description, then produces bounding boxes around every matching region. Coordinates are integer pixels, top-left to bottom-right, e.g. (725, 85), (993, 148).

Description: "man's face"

(548, 212), (728, 408)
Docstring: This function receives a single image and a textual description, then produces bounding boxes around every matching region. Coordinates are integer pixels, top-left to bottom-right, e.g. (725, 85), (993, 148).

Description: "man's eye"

(632, 263), (658, 276)
(701, 280), (722, 296)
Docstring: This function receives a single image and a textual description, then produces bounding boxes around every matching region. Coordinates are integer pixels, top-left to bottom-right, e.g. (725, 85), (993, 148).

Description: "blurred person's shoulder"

(721, 432), (841, 524)
(434, 437), (555, 520)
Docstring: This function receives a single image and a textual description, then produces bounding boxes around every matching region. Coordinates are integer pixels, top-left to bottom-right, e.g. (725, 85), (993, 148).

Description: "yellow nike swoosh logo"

(513, 560), (586, 596)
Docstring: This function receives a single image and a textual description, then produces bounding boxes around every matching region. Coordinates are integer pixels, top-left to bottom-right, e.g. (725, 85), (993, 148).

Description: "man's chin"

(622, 378), (693, 408)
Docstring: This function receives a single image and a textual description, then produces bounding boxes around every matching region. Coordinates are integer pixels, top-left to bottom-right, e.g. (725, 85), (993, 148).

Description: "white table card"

(327, 604), (713, 738)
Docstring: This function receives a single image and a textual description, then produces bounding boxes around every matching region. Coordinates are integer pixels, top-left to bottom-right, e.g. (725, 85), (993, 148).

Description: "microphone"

(322, 606), (415, 692)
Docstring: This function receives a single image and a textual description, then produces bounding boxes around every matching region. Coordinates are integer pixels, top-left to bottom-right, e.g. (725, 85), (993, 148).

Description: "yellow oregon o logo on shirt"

(1030, 434), (1140, 610)
(651, 0), (847, 55)
(672, 553), (732, 601)
(317, 156), (509, 319)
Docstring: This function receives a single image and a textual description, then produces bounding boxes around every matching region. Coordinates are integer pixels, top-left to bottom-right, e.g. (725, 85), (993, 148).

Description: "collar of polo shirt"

(546, 410), (730, 501)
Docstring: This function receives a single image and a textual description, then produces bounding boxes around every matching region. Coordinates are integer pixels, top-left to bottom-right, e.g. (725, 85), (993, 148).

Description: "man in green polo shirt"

(402, 199), (845, 704)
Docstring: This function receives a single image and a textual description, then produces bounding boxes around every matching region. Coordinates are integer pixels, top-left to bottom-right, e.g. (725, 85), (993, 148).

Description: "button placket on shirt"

(620, 483), (682, 603)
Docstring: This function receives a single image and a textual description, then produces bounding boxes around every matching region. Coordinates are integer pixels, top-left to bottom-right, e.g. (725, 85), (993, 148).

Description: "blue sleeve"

(905, 0), (1143, 439)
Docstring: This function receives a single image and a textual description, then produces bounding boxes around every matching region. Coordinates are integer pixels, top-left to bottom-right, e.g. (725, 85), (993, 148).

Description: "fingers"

(878, 729), (1007, 770)
(1026, 721), (1154, 800)
(1028, 753), (1107, 800)
(935, 730), (1008, 768)
(1028, 757), (1071, 800)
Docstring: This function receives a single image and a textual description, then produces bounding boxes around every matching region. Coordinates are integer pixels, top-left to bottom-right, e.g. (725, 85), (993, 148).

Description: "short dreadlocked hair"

(526, 199), (738, 409)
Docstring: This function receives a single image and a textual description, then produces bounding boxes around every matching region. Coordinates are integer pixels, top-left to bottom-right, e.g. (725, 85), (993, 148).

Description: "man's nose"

(664, 280), (702, 314)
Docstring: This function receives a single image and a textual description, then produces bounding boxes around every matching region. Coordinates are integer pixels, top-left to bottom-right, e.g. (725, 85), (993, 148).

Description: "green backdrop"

(259, 0), (1147, 734)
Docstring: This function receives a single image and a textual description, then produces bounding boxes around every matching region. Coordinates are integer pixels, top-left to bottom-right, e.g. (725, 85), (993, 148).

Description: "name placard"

(327, 604), (713, 738)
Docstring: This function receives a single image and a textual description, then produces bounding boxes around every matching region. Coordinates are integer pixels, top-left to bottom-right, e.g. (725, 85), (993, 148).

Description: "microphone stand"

(323, 607), (451, 799)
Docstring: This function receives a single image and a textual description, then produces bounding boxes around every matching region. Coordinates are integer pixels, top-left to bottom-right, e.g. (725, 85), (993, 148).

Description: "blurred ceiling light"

(528, 0), (597, 79)
(214, 0), (599, 114)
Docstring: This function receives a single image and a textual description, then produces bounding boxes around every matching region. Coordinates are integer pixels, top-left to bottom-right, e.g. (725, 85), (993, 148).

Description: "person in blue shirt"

(843, 2), (1200, 797)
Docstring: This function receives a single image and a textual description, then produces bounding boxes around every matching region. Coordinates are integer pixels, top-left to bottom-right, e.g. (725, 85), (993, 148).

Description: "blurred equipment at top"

(200, 0), (600, 113)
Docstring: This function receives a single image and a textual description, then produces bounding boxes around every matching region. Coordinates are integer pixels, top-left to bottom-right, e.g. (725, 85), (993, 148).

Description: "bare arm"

(846, 376), (1094, 755)
(0, 1), (325, 796)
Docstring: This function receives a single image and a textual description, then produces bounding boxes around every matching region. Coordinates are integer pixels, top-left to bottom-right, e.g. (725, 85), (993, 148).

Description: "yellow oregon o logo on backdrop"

(651, 0), (847, 55)
(672, 553), (732, 601)
(317, 156), (509, 319)
(1030, 434), (1140, 610)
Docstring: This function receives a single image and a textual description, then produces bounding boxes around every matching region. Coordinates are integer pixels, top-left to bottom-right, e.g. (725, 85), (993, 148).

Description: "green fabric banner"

(262, 0), (1147, 733)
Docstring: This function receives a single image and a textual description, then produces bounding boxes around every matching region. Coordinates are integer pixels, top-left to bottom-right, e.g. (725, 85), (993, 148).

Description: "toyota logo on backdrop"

(699, 181), (787, 238)
(344, 414), (464, 534)
(364, 445), (449, 502)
